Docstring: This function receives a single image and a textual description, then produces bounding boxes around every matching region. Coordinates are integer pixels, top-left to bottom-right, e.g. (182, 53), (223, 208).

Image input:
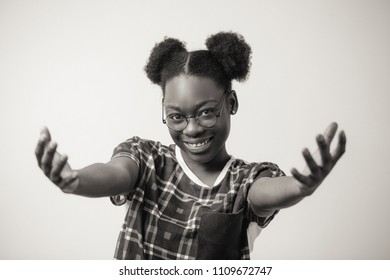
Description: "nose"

(182, 116), (204, 136)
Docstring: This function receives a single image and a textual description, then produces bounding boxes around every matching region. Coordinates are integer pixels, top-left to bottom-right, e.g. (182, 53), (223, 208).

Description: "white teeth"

(187, 138), (211, 148)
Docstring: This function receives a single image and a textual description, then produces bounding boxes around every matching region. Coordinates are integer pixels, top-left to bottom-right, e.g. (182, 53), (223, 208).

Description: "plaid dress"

(110, 137), (285, 260)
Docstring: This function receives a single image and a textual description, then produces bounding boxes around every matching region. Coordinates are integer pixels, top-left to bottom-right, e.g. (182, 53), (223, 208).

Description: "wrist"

(59, 171), (80, 194)
(292, 176), (317, 197)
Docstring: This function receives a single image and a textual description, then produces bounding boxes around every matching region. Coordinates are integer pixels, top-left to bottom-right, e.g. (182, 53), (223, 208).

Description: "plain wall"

(0, 0), (389, 259)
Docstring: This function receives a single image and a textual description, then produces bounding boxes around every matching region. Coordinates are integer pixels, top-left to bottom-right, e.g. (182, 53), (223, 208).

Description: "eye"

(199, 110), (213, 117)
(167, 113), (185, 121)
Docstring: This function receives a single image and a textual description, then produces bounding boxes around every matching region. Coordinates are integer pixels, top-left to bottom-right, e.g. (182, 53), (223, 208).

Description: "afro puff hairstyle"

(144, 32), (252, 93)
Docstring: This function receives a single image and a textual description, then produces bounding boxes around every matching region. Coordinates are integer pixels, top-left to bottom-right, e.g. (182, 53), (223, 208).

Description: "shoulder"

(112, 136), (175, 163)
(114, 136), (173, 154)
(230, 158), (285, 179)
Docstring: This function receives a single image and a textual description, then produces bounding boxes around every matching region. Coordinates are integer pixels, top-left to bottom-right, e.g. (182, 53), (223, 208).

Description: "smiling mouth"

(184, 137), (213, 149)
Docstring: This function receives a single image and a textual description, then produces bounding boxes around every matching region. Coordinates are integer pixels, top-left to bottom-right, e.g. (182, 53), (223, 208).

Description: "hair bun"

(145, 37), (187, 85)
(205, 32), (252, 82)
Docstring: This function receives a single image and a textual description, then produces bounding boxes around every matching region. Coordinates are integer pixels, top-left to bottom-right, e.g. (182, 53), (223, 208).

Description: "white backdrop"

(0, 0), (389, 259)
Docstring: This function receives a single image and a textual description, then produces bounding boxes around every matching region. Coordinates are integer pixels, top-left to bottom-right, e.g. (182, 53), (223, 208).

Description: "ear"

(228, 90), (239, 115)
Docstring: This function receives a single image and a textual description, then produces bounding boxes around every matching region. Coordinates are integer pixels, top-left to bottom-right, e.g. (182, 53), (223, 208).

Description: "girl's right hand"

(35, 127), (79, 193)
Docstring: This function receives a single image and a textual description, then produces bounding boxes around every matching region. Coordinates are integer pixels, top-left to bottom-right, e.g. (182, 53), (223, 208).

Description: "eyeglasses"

(162, 90), (228, 132)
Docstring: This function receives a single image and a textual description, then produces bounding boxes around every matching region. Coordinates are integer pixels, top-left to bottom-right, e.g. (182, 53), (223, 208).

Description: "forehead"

(164, 75), (223, 106)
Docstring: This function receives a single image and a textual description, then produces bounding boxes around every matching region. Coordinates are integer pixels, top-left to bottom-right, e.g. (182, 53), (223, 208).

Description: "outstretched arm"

(248, 122), (346, 217)
(35, 127), (139, 197)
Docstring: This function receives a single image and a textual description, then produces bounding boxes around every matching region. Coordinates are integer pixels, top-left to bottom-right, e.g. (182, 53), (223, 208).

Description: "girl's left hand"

(291, 122), (346, 196)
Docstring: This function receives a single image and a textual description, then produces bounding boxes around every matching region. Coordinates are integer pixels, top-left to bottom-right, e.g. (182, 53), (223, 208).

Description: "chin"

(185, 152), (215, 164)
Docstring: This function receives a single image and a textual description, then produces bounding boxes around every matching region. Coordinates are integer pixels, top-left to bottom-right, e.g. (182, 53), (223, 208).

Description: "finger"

(41, 126), (52, 142)
(323, 122), (338, 144)
(316, 135), (332, 173)
(35, 132), (49, 167)
(332, 130), (346, 163)
(50, 154), (68, 183)
(41, 141), (57, 176)
(291, 167), (312, 186)
(302, 148), (321, 178)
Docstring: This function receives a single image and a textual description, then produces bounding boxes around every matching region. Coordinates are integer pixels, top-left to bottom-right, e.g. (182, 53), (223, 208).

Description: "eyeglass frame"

(162, 90), (230, 132)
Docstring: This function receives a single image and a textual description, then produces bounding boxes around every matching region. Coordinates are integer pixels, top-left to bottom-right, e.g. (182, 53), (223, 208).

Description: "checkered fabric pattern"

(110, 137), (285, 260)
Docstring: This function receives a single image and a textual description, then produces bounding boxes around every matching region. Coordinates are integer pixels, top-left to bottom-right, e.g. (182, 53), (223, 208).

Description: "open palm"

(291, 122), (346, 195)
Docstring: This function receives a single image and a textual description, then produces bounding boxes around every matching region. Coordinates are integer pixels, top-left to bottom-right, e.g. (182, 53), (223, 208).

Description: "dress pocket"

(196, 210), (245, 260)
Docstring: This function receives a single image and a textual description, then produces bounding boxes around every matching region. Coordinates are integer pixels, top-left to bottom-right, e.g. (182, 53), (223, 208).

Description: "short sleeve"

(246, 162), (286, 228)
(109, 136), (143, 206)
(110, 136), (142, 166)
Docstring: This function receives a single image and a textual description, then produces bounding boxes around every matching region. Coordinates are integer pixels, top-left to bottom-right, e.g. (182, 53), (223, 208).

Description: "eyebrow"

(164, 99), (218, 111)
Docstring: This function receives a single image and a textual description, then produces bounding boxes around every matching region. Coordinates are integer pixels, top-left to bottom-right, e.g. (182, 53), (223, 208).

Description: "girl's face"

(164, 75), (237, 165)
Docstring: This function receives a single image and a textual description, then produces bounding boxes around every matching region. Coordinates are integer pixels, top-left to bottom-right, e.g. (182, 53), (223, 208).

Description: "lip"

(183, 137), (213, 144)
(183, 137), (213, 153)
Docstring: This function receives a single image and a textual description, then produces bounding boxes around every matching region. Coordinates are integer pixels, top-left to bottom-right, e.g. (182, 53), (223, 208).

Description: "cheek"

(168, 130), (182, 144)
(215, 117), (231, 138)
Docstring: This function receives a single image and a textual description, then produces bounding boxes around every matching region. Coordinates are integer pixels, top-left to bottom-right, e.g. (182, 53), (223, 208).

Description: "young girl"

(35, 32), (346, 260)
